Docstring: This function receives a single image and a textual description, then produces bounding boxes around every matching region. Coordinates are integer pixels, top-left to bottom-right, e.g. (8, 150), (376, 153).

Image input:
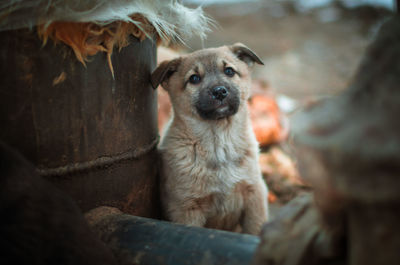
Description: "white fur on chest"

(160, 113), (260, 196)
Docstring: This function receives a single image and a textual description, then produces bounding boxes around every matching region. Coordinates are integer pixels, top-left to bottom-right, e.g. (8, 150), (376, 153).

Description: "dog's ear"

(230, 43), (264, 66)
(150, 58), (181, 90)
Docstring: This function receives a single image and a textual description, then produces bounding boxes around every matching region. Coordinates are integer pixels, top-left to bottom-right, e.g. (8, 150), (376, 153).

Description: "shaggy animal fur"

(0, 0), (211, 41)
(1, 0), (212, 76)
(152, 44), (269, 235)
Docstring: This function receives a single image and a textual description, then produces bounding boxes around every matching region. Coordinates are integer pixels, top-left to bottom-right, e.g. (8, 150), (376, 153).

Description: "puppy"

(151, 43), (268, 235)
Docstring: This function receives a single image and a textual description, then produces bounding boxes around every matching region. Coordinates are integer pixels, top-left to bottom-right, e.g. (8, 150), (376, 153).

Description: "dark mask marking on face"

(194, 82), (240, 120)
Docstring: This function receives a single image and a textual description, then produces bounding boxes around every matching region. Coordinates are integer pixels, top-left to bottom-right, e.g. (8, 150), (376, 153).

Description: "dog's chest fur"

(159, 109), (261, 229)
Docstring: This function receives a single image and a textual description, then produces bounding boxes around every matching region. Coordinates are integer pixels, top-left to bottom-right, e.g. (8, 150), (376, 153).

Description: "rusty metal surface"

(252, 195), (345, 265)
(0, 29), (160, 217)
(287, 16), (400, 265)
(253, 16), (400, 265)
(86, 207), (260, 265)
(0, 142), (118, 265)
(290, 16), (400, 204)
(348, 204), (400, 265)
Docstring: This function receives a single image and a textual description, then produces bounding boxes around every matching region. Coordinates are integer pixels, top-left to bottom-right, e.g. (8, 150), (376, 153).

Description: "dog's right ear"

(150, 58), (181, 90)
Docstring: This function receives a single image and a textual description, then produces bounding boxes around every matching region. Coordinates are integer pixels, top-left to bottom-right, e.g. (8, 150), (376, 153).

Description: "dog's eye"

(224, 67), (235, 77)
(189, 74), (201, 84)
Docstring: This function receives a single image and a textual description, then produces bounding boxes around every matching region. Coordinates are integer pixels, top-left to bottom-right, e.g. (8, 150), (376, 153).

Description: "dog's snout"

(211, 86), (228, 101)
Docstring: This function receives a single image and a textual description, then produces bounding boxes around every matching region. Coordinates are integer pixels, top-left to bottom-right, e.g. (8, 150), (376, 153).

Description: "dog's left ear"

(230, 43), (264, 66)
(151, 58), (181, 90)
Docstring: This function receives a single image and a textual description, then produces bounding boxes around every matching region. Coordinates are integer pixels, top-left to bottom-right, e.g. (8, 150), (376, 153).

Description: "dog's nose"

(211, 86), (228, 101)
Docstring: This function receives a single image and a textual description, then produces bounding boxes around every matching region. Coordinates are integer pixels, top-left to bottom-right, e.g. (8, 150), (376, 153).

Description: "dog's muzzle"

(211, 86), (228, 101)
(195, 85), (240, 120)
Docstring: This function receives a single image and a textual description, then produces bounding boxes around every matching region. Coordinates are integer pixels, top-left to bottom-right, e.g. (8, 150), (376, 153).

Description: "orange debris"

(268, 191), (278, 203)
(37, 16), (156, 77)
(249, 94), (286, 146)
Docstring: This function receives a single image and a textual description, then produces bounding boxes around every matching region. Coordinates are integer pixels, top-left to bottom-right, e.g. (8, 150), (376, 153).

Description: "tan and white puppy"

(151, 43), (268, 235)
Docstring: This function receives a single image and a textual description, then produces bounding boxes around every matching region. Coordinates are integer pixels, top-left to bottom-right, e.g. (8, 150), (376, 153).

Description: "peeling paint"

(52, 71), (67, 86)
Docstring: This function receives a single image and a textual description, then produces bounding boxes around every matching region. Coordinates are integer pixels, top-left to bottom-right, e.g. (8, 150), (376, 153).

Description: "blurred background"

(184, 0), (394, 100)
(158, 0), (396, 216)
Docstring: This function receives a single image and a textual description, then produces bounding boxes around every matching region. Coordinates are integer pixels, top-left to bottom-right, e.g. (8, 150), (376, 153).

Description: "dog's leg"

(241, 181), (269, 235)
(168, 204), (207, 227)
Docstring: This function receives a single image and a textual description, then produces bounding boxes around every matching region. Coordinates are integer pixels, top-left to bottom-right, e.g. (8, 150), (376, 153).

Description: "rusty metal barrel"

(0, 29), (160, 217)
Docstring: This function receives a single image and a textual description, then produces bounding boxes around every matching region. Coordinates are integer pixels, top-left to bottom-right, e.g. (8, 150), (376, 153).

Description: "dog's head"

(151, 43), (263, 120)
